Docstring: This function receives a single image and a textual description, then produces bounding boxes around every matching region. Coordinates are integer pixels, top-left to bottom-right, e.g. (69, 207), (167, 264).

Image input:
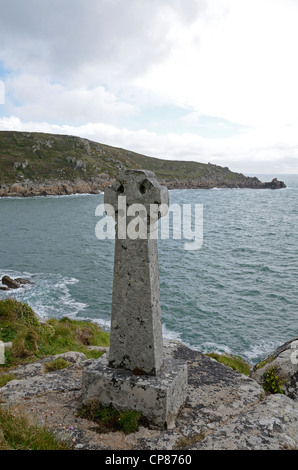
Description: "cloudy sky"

(1, 0), (298, 175)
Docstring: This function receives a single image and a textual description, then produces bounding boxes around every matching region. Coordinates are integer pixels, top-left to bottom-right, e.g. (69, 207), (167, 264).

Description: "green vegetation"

(0, 407), (73, 450)
(175, 433), (206, 449)
(0, 373), (16, 388)
(206, 352), (251, 376)
(44, 357), (70, 373)
(0, 130), (262, 188)
(263, 367), (285, 395)
(0, 298), (110, 369)
(0, 298), (111, 450)
(255, 359), (270, 369)
(78, 402), (144, 435)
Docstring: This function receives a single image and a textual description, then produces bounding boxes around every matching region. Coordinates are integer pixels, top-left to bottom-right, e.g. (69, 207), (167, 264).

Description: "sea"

(1, 174), (297, 365)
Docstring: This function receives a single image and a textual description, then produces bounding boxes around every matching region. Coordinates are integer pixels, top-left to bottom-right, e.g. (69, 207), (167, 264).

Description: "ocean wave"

(0, 269), (87, 320)
(200, 341), (233, 356)
(242, 340), (282, 364)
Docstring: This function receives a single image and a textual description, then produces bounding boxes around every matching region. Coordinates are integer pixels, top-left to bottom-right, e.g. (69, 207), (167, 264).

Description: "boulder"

(1, 276), (32, 289)
(250, 337), (298, 400)
(264, 178), (286, 189)
(1, 276), (21, 289)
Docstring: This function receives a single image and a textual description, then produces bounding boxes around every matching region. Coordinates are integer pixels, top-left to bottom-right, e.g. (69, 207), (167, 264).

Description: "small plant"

(206, 352), (251, 376)
(0, 324), (17, 342)
(255, 357), (274, 369)
(44, 358), (70, 373)
(256, 360), (268, 369)
(118, 410), (143, 434)
(263, 367), (285, 394)
(78, 402), (144, 434)
(0, 373), (16, 388)
(0, 407), (73, 450)
(175, 433), (205, 449)
(20, 303), (40, 328)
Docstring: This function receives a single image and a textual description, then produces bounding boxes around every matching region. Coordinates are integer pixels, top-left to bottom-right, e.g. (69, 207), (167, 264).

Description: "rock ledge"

(1, 341), (298, 450)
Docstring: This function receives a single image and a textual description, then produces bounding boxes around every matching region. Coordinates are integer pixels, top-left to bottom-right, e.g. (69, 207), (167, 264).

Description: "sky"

(1, 0), (298, 175)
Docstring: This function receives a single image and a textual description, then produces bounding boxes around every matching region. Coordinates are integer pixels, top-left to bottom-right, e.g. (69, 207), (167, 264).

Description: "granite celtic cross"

(83, 169), (187, 429)
(104, 169), (169, 375)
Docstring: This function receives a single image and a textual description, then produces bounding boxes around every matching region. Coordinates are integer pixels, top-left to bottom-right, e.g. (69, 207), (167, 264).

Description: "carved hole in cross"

(117, 184), (124, 195)
(139, 182), (146, 194)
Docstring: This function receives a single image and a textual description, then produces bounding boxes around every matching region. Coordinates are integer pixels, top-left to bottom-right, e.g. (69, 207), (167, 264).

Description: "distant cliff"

(0, 131), (286, 197)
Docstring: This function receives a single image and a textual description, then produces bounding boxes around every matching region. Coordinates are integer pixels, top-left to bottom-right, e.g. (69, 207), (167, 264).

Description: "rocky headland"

(0, 131), (286, 197)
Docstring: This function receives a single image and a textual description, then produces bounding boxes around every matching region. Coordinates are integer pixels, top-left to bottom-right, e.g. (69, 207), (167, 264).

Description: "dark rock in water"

(1, 276), (32, 289)
(263, 178), (286, 189)
(0, 286), (10, 291)
(14, 278), (32, 285)
(2, 275), (21, 289)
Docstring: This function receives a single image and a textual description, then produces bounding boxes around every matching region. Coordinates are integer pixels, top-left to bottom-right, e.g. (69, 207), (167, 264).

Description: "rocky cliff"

(0, 131), (286, 196)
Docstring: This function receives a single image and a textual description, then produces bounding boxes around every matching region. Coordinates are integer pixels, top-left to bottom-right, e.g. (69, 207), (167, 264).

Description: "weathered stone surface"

(250, 336), (298, 401)
(82, 170), (188, 430)
(10, 352), (88, 380)
(0, 352), (87, 402)
(105, 169), (169, 375)
(1, 341), (298, 450)
(82, 353), (188, 430)
(190, 393), (298, 450)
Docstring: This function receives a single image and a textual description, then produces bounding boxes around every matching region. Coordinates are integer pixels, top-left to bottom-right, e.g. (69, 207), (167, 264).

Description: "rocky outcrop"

(0, 176), (113, 198)
(160, 177), (286, 190)
(1, 341), (298, 450)
(263, 178), (287, 189)
(250, 337), (298, 401)
(1, 275), (32, 290)
(2, 276), (23, 289)
(0, 176), (287, 197)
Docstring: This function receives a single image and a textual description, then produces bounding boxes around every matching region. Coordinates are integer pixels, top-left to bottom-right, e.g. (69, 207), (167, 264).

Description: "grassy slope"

(0, 130), (260, 187)
(0, 298), (109, 369)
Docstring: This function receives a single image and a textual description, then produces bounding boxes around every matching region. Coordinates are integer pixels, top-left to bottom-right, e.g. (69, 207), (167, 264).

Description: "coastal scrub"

(0, 298), (110, 369)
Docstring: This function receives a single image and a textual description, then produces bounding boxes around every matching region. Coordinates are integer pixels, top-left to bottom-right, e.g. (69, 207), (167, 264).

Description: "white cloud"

(134, 0), (298, 128)
(1, 0), (298, 174)
(0, 0), (205, 85)
(5, 74), (136, 125)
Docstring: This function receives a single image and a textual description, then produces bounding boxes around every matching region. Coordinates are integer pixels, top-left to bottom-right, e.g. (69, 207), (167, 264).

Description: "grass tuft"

(0, 407), (73, 450)
(78, 402), (144, 435)
(206, 352), (251, 376)
(0, 299), (109, 370)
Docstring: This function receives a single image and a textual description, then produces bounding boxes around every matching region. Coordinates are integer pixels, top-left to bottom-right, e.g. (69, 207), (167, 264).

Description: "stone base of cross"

(82, 170), (187, 429)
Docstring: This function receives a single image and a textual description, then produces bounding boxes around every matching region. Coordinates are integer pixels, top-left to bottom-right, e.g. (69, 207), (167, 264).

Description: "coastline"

(0, 176), (286, 197)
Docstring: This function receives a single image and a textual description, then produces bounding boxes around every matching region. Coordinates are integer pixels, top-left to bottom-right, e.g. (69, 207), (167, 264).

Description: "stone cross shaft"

(105, 169), (169, 376)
